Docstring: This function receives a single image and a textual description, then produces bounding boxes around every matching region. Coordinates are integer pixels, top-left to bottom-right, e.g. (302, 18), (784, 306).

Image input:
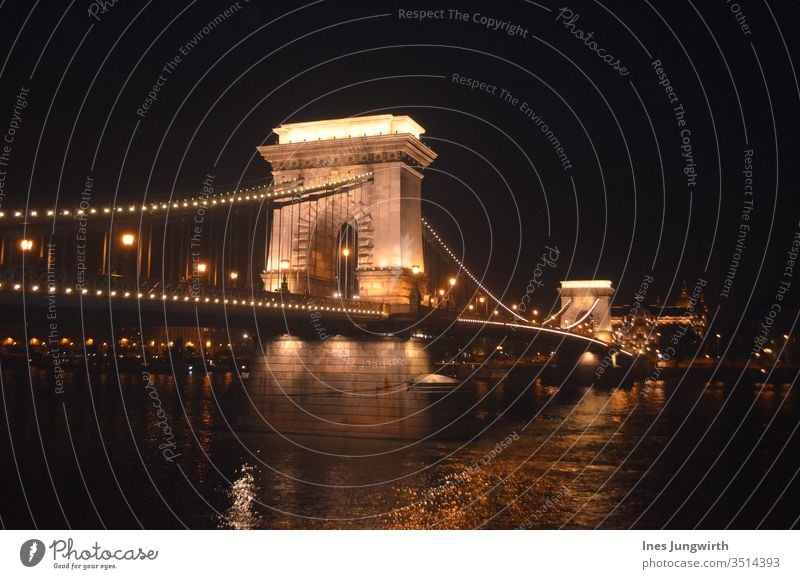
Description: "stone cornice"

(258, 134), (437, 172)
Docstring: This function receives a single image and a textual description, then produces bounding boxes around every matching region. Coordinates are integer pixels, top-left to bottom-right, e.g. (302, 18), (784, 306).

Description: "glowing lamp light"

(19, 239), (33, 251)
(121, 233), (136, 247)
(438, 289), (445, 296)
(229, 271), (239, 280)
(342, 247), (350, 257)
(274, 115), (424, 144)
(279, 259), (290, 271)
(449, 277), (457, 287)
(197, 262), (207, 273)
(411, 264), (420, 275)
(478, 296), (486, 304)
(560, 280), (613, 289)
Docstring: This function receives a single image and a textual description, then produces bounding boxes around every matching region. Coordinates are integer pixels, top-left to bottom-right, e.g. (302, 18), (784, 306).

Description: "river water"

(1, 364), (797, 529)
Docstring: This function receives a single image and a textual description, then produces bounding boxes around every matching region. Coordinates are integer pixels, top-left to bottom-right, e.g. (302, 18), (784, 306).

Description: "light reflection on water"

(2, 366), (798, 529)
(221, 465), (261, 530)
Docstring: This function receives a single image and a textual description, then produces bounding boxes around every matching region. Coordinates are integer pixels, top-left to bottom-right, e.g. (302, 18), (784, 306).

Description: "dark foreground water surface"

(1, 364), (797, 529)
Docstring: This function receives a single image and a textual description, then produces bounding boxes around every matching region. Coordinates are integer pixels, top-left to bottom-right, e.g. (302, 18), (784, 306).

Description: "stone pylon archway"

(258, 115), (437, 304)
(558, 280), (615, 343)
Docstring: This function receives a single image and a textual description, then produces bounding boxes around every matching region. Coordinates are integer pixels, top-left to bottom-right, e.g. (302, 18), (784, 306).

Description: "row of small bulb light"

(0, 282), (382, 316)
(0, 173), (374, 222)
(456, 317), (608, 347)
(420, 218), (529, 323)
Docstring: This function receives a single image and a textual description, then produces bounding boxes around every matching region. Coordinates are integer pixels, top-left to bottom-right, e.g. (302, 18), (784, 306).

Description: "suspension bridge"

(0, 114), (625, 438)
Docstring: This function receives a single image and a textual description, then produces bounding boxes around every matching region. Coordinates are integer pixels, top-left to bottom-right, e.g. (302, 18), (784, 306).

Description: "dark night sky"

(1, 0), (799, 334)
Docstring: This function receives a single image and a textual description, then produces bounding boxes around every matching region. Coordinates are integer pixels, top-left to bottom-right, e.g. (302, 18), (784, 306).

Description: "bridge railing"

(0, 268), (385, 316)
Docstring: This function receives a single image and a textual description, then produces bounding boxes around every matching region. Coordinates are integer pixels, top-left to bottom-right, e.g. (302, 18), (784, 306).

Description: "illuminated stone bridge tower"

(558, 280), (615, 343)
(258, 115), (436, 304)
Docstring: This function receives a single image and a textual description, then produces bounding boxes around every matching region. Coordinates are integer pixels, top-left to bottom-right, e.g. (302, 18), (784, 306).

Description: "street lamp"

(409, 264), (422, 305)
(229, 271), (238, 280)
(119, 233), (138, 278)
(447, 277), (457, 309)
(341, 247), (350, 298)
(19, 239), (33, 251)
(196, 262), (207, 273)
(280, 259), (290, 291)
